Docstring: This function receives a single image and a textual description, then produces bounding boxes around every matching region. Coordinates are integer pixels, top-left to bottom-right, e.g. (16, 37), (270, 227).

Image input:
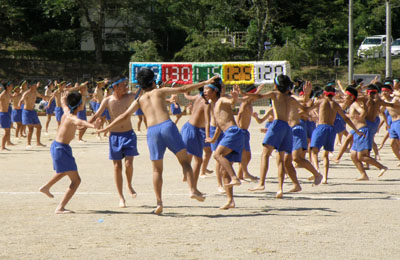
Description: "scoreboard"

(129, 61), (290, 85)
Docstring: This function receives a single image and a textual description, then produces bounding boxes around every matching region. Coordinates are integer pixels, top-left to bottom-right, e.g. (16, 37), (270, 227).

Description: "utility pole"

(386, 0), (392, 78)
(349, 0), (354, 84)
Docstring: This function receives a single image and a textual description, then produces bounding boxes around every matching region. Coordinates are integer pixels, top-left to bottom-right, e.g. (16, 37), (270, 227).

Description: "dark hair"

(244, 84), (257, 93)
(66, 92), (82, 113)
(137, 68), (155, 90)
(312, 86), (323, 98)
(324, 85), (336, 97)
(211, 77), (222, 98)
(275, 74), (293, 93)
(367, 84), (379, 92)
(345, 86), (358, 100)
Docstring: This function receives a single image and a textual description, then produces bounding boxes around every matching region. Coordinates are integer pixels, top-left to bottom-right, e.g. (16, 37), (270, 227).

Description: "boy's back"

(138, 90), (170, 127)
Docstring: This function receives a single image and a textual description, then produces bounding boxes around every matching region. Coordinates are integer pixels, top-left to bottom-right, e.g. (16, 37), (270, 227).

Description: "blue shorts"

(50, 141), (77, 173)
(89, 101), (96, 112)
(109, 130), (139, 160)
(292, 124), (308, 151)
(0, 112), (11, 128)
(334, 114), (346, 134)
(265, 121), (273, 129)
(384, 110), (392, 129)
(8, 105), (12, 115)
(218, 126), (244, 162)
(77, 107), (87, 121)
(310, 124), (336, 152)
(11, 109), (22, 123)
(210, 125), (224, 151)
(147, 119), (186, 160)
(171, 103), (181, 115)
(242, 128), (251, 152)
(135, 108), (144, 116)
(389, 120), (400, 139)
(351, 127), (372, 152)
(263, 120), (293, 153)
(199, 127), (210, 148)
(93, 102), (100, 112)
(45, 100), (56, 114)
(55, 107), (64, 122)
(103, 108), (111, 120)
(366, 116), (380, 136)
(181, 122), (204, 158)
(22, 109), (40, 125)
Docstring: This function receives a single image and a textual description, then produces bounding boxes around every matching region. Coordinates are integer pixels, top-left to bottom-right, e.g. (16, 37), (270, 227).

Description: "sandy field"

(0, 115), (399, 260)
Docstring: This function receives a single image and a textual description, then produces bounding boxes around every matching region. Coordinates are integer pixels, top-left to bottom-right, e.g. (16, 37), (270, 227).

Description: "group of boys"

(2, 71), (399, 215)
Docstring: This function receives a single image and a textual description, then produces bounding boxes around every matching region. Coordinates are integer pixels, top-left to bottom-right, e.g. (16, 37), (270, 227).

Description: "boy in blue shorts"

(310, 84), (361, 184)
(90, 76), (140, 208)
(0, 82), (13, 150)
(98, 69), (215, 214)
(11, 84), (24, 138)
(205, 80), (244, 209)
(44, 80), (56, 133)
(180, 87), (211, 187)
(39, 91), (101, 214)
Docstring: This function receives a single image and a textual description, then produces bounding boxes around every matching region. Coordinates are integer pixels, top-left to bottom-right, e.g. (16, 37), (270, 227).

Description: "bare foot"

(248, 185), (265, 192)
(276, 190), (283, 198)
(190, 191), (206, 202)
(55, 208), (75, 214)
(378, 146), (384, 151)
(313, 174), (323, 186)
(378, 167), (388, 177)
(308, 175), (315, 181)
(25, 145), (32, 150)
(217, 186), (226, 194)
(205, 169), (213, 174)
(333, 158), (340, 163)
(356, 175), (369, 181)
(199, 174), (208, 179)
(7, 142), (15, 146)
(219, 201), (235, 210)
(39, 186), (54, 198)
(243, 174), (259, 182)
(1, 147), (10, 151)
(37, 143), (46, 147)
(289, 185), (302, 193)
(224, 178), (241, 188)
(153, 205), (163, 215)
(78, 139), (86, 143)
(128, 186), (137, 198)
(375, 155), (381, 161)
(119, 199), (126, 208)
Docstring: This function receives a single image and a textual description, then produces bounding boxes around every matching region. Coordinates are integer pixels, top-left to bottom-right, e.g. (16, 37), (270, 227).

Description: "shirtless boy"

(248, 75), (303, 197)
(180, 87), (212, 187)
(0, 82), (13, 150)
(98, 68), (211, 214)
(47, 81), (66, 128)
(39, 91), (101, 214)
(44, 80), (56, 133)
(236, 85), (260, 182)
(205, 80), (244, 209)
(90, 76), (139, 208)
(310, 84), (362, 184)
(18, 81), (49, 147)
(348, 85), (389, 180)
(11, 84), (24, 138)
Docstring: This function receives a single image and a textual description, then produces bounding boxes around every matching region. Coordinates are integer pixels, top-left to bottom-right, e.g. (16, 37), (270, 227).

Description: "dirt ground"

(0, 115), (399, 260)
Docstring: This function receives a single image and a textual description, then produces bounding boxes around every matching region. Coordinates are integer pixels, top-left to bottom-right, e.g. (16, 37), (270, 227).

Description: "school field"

(0, 115), (399, 260)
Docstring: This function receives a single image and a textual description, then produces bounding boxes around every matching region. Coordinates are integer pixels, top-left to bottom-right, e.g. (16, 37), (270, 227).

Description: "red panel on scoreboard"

(161, 64), (193, 84)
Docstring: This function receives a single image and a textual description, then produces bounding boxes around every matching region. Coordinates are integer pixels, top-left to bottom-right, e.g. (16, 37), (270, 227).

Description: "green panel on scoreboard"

(192, 64), (222, 82)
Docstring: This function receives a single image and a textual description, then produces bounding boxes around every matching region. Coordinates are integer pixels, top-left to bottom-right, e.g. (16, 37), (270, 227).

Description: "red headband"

(381, 87), (392, 92)
(345, 91), (357, 100)
(367, 89), (378, 95)
(323, 91), (336, 97)
(299, 91), (304, 96)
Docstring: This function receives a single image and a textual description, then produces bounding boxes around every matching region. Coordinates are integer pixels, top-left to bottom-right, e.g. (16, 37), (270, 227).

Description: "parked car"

(357, 35), (393, 58)
(391, 38), (400, 56)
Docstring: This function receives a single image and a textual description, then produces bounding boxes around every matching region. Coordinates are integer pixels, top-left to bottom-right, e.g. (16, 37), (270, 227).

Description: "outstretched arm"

(97, 100), (140, 133)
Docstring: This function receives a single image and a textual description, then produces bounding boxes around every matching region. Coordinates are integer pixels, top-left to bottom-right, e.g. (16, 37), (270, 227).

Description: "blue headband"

(205, 84), (220, 92)
(68, 99), (82, 113)
(384, 81), (393, 86)
(112, 78), (128, 88)
(327, 82), (335, 87)
(274, 76), (280, 86)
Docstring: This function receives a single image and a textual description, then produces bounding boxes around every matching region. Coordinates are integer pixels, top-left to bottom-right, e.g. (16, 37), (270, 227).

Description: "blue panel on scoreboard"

(131, 64), (162, 84)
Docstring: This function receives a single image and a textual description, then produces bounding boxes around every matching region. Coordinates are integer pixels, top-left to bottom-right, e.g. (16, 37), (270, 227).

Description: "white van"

(391, 38), (400, 56)
(357, 35), (393, 58)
